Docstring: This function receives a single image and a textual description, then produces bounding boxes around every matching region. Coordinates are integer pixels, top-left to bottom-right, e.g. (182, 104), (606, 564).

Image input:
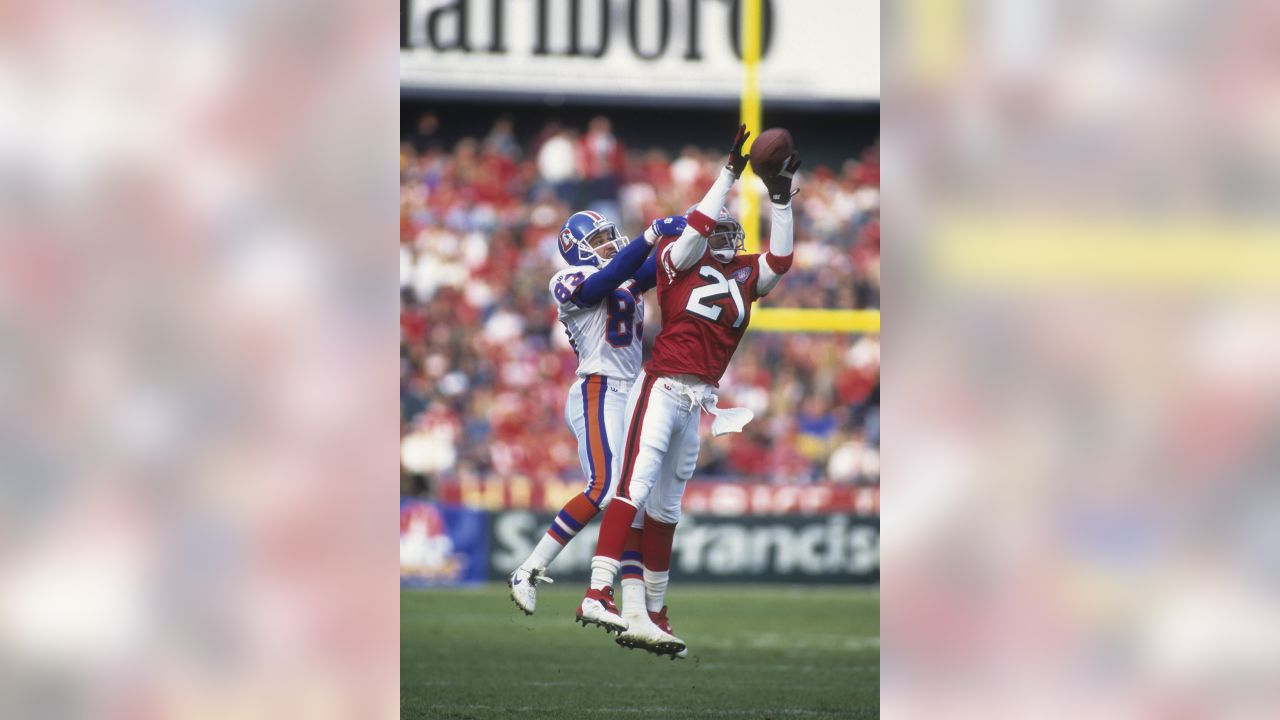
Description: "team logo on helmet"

(558, 210), (629, 268)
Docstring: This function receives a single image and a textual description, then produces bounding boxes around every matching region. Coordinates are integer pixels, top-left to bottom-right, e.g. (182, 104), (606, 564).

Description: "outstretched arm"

(575, 215), (684, 304)
(631, 255), (657, 294)
(575, 234), (653, 305)
(663, 125), (752, 274)
(630, 214), (685, 294)
(757, 153), (801, 296)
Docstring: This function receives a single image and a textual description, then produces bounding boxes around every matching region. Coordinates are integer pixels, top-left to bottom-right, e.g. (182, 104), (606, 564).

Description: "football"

(400, 1), (882, 713)
(748, 127), (794, 177)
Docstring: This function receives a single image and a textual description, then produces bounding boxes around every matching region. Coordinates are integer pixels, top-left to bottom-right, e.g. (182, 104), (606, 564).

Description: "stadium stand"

(400, 114), (879, 496)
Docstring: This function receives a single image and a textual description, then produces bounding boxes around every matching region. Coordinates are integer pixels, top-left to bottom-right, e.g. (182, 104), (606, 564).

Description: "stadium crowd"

(400, 113), (880, 494)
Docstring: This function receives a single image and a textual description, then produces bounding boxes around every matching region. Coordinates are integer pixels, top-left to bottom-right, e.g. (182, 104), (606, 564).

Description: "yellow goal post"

(739, 0), (879, 335)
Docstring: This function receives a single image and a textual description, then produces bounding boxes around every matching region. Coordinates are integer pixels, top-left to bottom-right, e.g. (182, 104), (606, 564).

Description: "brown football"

(748, 127), (794, 177)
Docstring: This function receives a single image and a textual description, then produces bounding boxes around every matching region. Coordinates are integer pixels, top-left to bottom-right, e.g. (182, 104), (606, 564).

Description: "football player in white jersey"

(508, 210), (686, 624)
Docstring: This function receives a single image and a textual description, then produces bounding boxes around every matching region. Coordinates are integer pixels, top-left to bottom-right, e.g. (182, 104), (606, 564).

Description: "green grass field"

(402, 584), (879, 719)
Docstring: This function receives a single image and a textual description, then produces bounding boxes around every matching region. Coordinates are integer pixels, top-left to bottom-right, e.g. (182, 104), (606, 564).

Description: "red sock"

(641, 513), (677, 572)
(623, 525), (643, 554)
(593, 500), (638, 561)
(620, 524), (644, 582)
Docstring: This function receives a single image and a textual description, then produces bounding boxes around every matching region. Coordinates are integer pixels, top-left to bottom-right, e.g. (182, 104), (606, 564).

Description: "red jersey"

(647, 236), (762, 385)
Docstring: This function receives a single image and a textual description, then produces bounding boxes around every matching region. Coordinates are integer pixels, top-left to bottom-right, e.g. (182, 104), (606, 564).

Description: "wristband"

(687, 210), (716, 237)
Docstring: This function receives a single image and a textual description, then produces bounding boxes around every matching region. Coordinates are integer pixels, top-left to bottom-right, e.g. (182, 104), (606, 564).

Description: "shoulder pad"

(549, 266), (598, 306)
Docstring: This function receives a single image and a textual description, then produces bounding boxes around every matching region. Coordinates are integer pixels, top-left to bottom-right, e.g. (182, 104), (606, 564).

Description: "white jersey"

(549, 266), (645, 381)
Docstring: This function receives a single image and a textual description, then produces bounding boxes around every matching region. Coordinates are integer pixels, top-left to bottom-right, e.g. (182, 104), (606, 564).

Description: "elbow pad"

(765, 252), (794, 275)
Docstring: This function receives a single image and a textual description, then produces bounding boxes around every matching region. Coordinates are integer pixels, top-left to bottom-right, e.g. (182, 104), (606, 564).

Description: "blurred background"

(399, 0), (881, 592)
(8, 0), (1272, 716)
(0, 0), (399, 717)
(884, 0), (1280, 717)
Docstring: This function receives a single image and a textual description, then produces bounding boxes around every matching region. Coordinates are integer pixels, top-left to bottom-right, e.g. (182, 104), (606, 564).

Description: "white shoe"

(615, 612), (686, 657)
(508, 567), (553, 615)
(575, 587), (628, 634)
(648, 606), (687, 659)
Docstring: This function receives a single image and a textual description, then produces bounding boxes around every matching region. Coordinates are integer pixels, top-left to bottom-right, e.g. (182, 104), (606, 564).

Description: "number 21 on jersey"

(686, 266), (746, 328)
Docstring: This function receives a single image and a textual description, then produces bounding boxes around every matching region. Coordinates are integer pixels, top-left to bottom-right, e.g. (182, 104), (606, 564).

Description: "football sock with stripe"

(522, 493), (600, 572)
(619, 524), (645, 615)
(642, 514), (677, 613)
(589, 498), (638, 590)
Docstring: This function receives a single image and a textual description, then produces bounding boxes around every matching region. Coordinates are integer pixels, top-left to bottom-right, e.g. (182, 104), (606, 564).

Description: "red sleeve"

(657, 235), (698, 284)
(764, 252), (793, 275)
(740, 254), (765, 300)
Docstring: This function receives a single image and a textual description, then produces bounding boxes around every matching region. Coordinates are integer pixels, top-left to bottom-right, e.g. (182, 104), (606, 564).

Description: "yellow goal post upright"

(738, 0), (879, 335)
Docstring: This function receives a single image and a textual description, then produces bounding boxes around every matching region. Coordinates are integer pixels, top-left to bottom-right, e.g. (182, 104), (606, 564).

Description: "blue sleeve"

(631, 256), (657, 294)
(576, 239), (653, 305)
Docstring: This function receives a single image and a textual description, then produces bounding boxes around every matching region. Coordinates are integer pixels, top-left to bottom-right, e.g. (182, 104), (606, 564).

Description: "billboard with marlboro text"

(401, 0), (879, 105)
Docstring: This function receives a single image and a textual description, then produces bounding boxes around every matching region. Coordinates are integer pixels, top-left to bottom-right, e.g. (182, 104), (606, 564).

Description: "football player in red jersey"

(575, 125), (801, 657)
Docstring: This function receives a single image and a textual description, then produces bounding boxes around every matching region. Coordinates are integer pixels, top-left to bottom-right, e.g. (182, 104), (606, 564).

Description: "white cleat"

(651, 606), (687, 659)
(508, 567), (553, 615)
(615, 612), (686, 657)
(575, 587), (628, 634)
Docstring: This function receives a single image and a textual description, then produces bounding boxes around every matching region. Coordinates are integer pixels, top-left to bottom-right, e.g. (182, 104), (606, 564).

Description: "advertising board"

(401, 0), (880, 105)
(488, 510), (879, 584)
(400, 499), (490, 587)
(436, 477), (879, 516)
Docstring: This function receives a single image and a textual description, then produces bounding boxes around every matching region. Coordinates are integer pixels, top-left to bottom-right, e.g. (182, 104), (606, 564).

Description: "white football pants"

(563, 374), (633, 508)
(614, 369), (709, 524)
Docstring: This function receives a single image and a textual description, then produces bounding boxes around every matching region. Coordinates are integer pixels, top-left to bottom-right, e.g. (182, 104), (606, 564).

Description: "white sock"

(620, 579), (646, 617)
(590, 556), (620, 591)
(521, 534), (565, 572)
(644, 568), (669, 613)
